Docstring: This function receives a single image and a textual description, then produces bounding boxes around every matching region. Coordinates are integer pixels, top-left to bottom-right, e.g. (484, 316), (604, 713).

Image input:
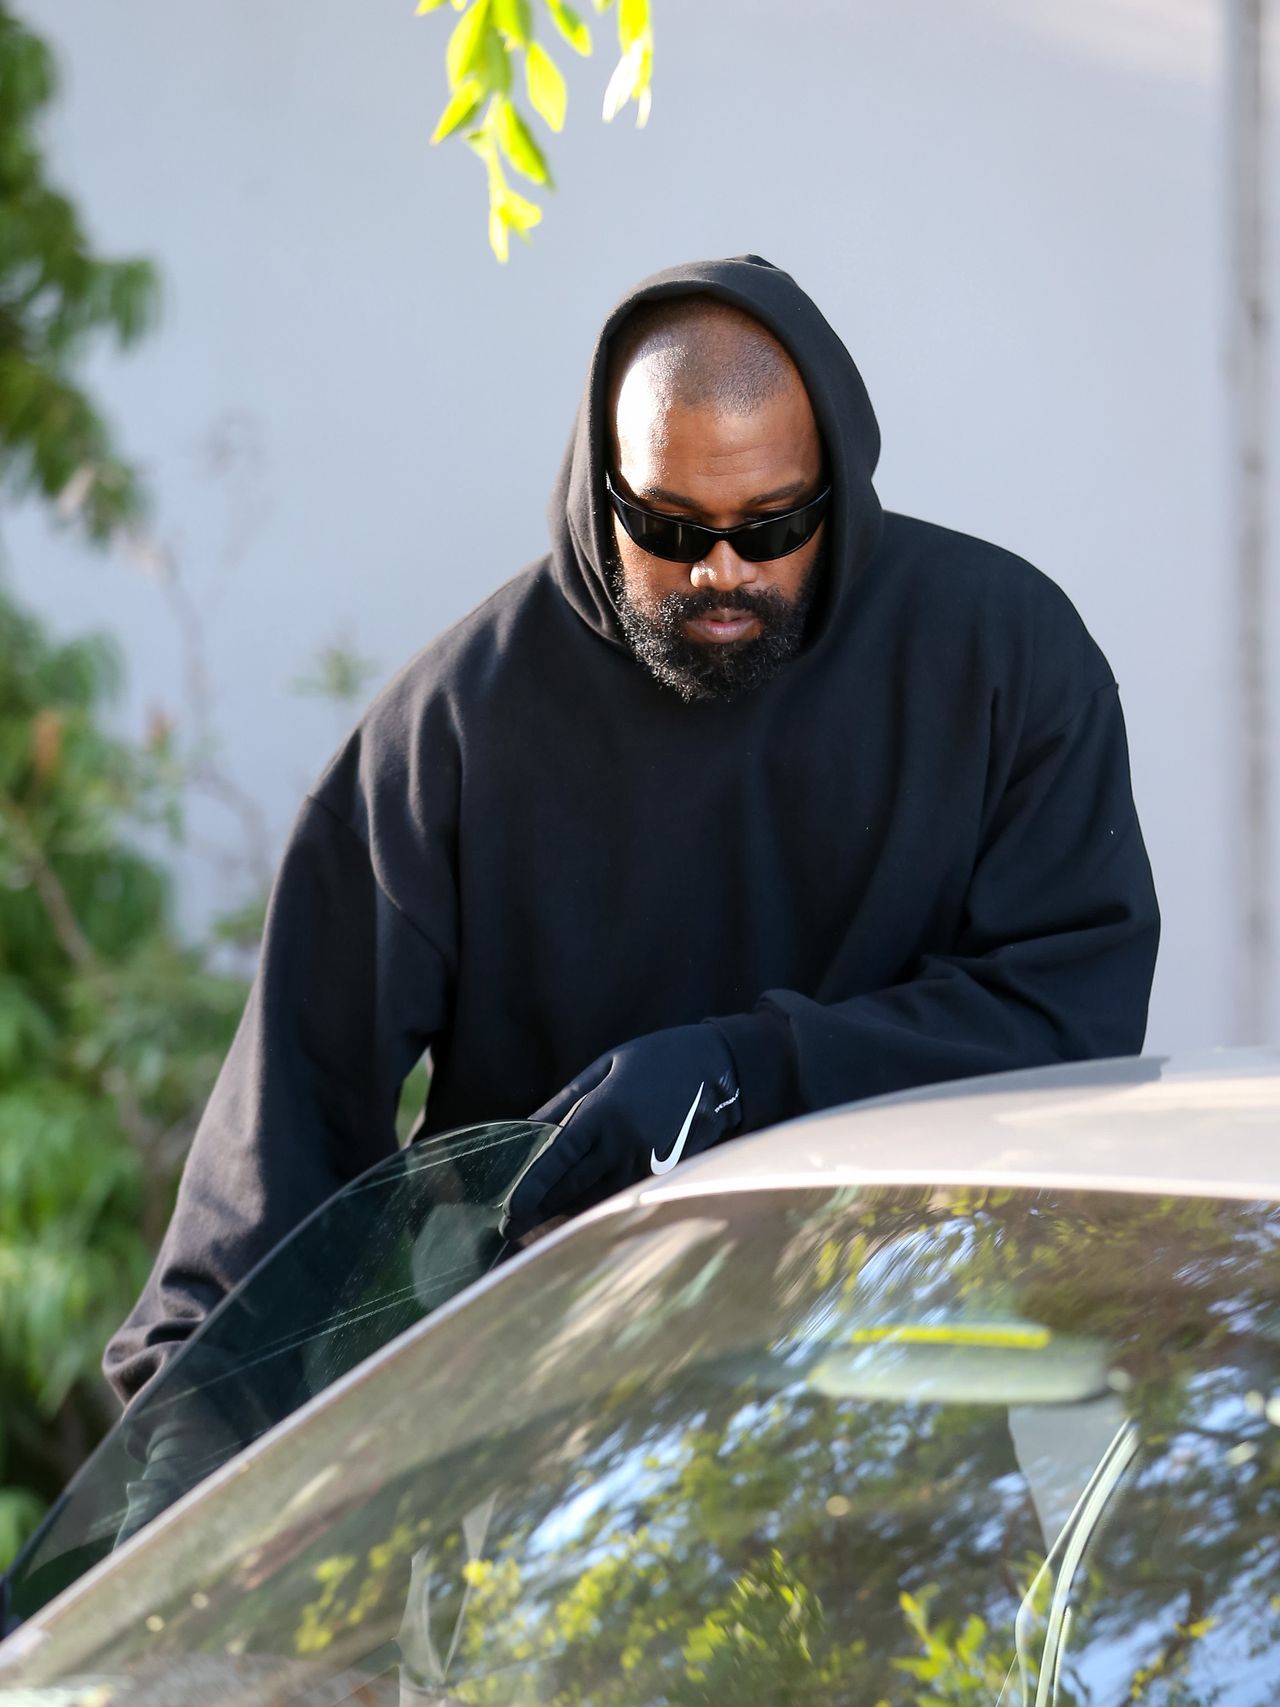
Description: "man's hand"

(504, 1023), (742, 1236)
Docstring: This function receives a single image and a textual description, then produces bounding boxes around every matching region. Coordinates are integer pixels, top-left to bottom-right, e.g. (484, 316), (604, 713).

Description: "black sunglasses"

(605, 473), (831, 565)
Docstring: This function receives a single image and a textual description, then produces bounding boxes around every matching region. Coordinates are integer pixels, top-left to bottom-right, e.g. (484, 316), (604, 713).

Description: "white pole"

(1227, 0), (1273, 1042)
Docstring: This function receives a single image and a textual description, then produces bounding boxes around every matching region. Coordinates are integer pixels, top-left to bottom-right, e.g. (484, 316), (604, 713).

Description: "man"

(105, 254), (1159, 1405)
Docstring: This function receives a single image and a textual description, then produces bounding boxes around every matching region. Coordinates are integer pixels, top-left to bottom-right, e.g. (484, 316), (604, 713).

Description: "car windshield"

(2, 1182), (1279, 1707)
(1, 1119), (556, 1633)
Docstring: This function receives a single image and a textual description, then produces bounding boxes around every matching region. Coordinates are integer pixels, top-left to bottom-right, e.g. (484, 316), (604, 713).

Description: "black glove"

(503, 1022), (742, 1237)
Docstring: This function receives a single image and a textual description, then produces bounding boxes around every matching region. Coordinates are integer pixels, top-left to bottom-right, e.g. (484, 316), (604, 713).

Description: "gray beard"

(606, 547), (821, 704)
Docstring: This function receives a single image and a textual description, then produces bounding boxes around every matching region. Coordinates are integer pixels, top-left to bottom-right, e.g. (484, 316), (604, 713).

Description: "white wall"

(7, 0), (1270, 1055)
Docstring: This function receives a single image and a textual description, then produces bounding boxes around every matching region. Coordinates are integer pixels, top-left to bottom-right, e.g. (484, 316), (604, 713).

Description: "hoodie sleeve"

(102, 792), (450, 1407)
(710, 679), (1160, 1131)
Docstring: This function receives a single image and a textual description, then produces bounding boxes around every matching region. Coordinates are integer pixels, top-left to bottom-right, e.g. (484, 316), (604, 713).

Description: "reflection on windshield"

(4, 1184), (1280, 1706)
(1, 1119), (554, 1632)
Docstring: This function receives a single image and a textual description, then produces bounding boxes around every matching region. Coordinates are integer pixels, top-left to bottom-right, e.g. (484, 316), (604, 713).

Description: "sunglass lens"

(733, 512), (808, 562)
(625, 510), (709, 564)
(737, 491), (830, 561)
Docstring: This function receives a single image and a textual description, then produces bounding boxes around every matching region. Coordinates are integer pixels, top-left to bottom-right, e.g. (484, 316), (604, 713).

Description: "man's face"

(608, 367), (827, 703)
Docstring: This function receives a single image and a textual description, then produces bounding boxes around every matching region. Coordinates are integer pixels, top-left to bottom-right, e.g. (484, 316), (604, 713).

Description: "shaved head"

(607, 295), (800, 423)
(603, 294), (827, 702)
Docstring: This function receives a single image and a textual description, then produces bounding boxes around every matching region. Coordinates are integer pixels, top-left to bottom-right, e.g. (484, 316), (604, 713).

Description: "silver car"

(2, 1049), (1279, 1705)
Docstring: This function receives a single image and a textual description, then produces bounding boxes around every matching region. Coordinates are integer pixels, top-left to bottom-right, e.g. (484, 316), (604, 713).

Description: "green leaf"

(957, 1613), (986, 1659)
(525, 41), (567, 131)
(499, 183), (543, 233)
(495, 97), (552, 185)
(0, 981), (56, 1081)
(484, 24), (513, 91)
(545, 0), (591, 54)
(1183, 1616), (1219, 1640)
(416, 0), (450, 11)
(290, 643), (383, 704)
(430, 77), (485, 143)
(617, 0), (648, 51)
(0, 1488), (46, 1575)
(493, 0), (533, 43)
(446, 0), (493, 90)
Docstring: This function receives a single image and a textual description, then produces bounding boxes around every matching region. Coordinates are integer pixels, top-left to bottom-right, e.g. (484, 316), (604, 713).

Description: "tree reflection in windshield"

(9, 1184), (1280, 1707)
(394, 1189), (1279, 1707)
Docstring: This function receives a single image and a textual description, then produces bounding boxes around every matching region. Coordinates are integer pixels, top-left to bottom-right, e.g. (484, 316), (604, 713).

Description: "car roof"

(3, 1049), (1276, 1678)
(636, 1048), (1280, 1207)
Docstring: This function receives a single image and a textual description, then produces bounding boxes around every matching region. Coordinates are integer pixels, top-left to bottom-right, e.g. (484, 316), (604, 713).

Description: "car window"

(1, 1118), (555, 1633)
(3, 1183), (1279, 1707)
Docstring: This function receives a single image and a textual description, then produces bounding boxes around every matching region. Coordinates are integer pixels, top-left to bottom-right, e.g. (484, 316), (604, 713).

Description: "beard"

(607, 546), (821, 704)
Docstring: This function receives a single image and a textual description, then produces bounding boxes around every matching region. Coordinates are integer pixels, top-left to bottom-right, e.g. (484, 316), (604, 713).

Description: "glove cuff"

(705, 1006), (795, 1135)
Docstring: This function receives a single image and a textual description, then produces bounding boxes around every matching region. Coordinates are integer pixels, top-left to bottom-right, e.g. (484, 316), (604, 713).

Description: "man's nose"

(689, 540), (758, 590)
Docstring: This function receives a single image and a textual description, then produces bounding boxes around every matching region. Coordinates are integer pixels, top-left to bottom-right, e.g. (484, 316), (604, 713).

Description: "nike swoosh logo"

(651, 1082), (704, 1175)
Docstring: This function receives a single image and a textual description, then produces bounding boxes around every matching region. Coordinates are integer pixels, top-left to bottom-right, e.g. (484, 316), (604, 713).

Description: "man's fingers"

(529, 1129), (607, 1219)
(505, 1087), (605, 1233)
(529, 1060), (609, 1127)
(528, 1084), (581, 1127)
(504, 1155), (566, 1237)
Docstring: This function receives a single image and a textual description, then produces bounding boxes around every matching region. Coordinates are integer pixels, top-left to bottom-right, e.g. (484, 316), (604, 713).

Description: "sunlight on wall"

(984, 0), (1220, 86)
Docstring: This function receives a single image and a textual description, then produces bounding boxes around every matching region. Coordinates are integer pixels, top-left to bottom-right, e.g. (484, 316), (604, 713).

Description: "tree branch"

(0, 790), (98, 973)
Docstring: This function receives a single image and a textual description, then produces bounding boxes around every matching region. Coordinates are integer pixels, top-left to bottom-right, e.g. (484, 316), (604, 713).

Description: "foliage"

(291, 641), (383, 710)
(893, 1587), (1017, 1705)
(0, 4), (157, 538)
(0, 591), (249, 1569)
(0, 3), (248, 1572)
(418, 0), (654, 259)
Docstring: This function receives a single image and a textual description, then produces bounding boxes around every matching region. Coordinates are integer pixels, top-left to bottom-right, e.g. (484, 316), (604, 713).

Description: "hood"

(547, 254), (884, 653)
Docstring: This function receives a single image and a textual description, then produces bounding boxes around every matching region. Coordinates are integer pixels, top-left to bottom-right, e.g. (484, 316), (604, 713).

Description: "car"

(2, 1047), (1279, 1705)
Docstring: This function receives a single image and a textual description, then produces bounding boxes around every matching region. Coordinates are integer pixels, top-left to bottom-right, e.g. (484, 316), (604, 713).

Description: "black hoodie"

(105, 256), (1159, 1404)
